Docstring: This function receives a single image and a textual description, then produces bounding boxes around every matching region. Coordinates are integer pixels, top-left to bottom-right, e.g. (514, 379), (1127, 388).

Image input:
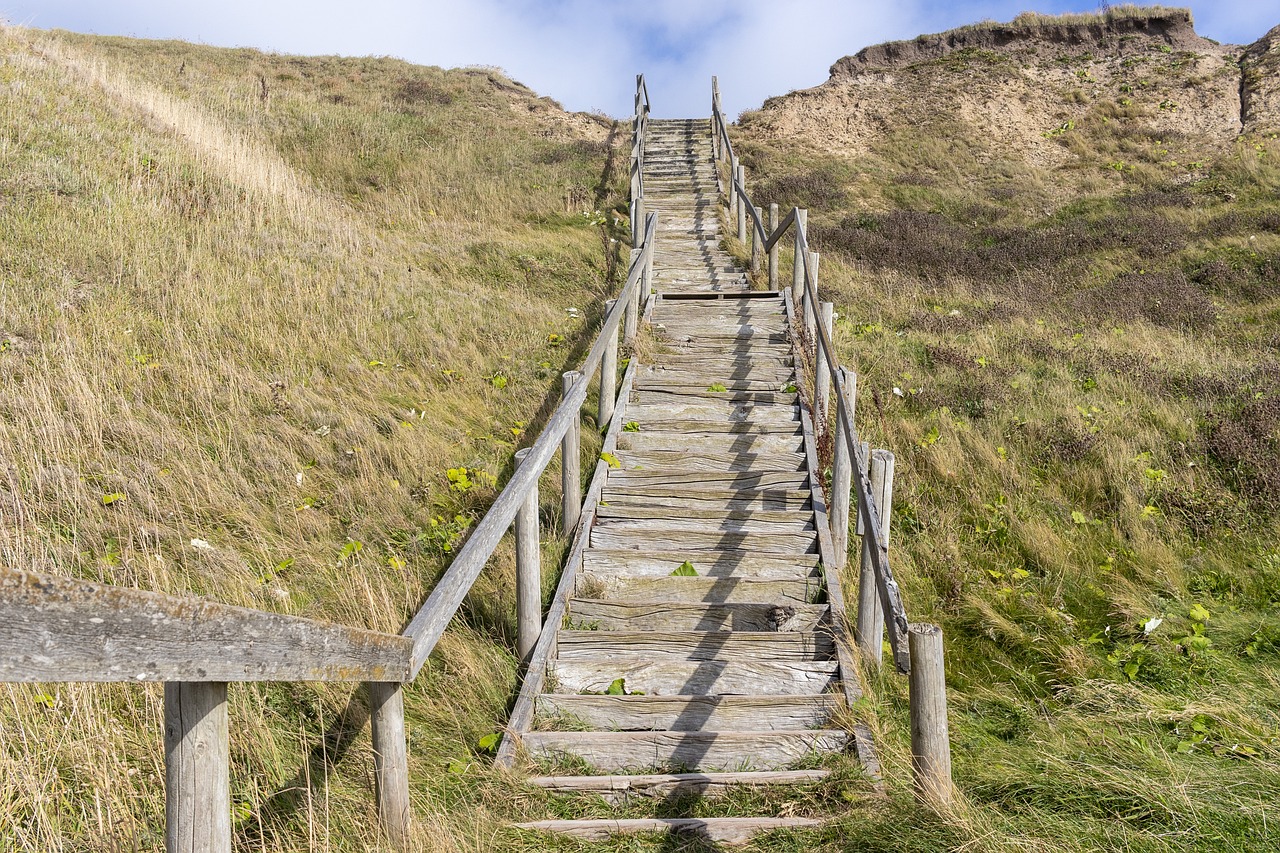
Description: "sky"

(5, 1), (1278, 118)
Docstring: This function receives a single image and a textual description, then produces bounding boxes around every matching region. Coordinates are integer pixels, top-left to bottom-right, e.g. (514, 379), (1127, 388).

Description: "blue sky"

(5, 1), (1278, 117)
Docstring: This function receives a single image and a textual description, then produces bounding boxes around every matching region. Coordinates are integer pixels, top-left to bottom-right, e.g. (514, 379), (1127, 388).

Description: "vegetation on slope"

(732, 19), (1280, 853)
(0, 26), (632, 851)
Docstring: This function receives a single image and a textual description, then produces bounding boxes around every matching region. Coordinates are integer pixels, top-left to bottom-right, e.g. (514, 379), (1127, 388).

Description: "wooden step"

(536, 694), (839, 731)
(574, 574), (823, 604)
(599, 484), (812, 510)
(551, 656), (837, 695)
(590, 526), (818, 554)
(595, 501), (810, 524)
(515, 817), (822, 843)
(566, 600), (828, 632)
(605, 470), (808, 489)
(616, 429), (805, 456)
(521, 730), (850, 772)
(608, 447), (806, 475)
(555, 630), (834, 662)
(580, 549), (821, 579)
(527, 769), (831, 798)
(593, 513), (815, 538)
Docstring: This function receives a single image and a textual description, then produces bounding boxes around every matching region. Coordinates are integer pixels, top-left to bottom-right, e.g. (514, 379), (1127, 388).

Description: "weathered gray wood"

(736, 165), (747, 243)
(523, 730), (849, 772)
(556, 631), (834, 662)
(529, 769), (828, 799)
(611, 446), (806, 473)
(600, 299), (619, 428)
(550, 657), (838, 696)
(617, 430), (805, 457)
(595, 503), (810, 527)
(572, 577), (819, 608)
(854, 440), (870, 537)
(537, 694), (838, 731)
(830, 369), (856, 568)
(604, 469), (807, 489)
(752, 206), (763, 273)
(768, 203), (779, 289)
(909, 624), (953, 806)
(367, 682), (410, 847)
(580, 549), (821, 579)
(625, 400), (799, 427)
(589, 526), (817, 555)
(816, 302), (834, 421)
(804, 252), (820, 347)
(856, 450), (894, 666)
(0, 568), (411, 683)
(566, 600), (827, 633)
(165, 681), (229, 853)
(625, 251), (640, 345)
(515, 817), (822, 843)
(729, 154), (739, 220)
(514, 448), (542, 664)
(792, 209), (807, 308)
(561, 371), (582, 535)
(496, 357), (641, 769)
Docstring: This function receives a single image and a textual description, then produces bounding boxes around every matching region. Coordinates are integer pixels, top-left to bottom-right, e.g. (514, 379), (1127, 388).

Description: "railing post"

(624, 250), (640, 345)
(792, 208), (807, 309)
(909, 624), (953, 807)
(164, 682), (230, 853)
(367, 682), (410, 847)
(513, 448), (541, 663)
(752, 206), (763, 274)
(736, 165), (747, 243)
(816, 301), (834, 423)
(561, 371), (582, 534)
(856, 449), (894, 664)
(830, 368), (857, 568)
(729, 154), (739, 220)
(631, 195), (645, 248)
(855, 440), (870, 536)
(641, 241), (654, 314)
(768, 203), (779, 290)
(805, 251), (820, 349)
(599, 299), (618, 428)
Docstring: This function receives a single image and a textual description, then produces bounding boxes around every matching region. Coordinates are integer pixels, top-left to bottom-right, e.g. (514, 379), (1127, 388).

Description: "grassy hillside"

(0, 26), (632, 851)
(733, 10), (1280, 852)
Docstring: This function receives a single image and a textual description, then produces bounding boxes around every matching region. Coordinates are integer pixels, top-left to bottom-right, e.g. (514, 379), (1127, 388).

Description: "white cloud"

(4, 0), (1275, 119)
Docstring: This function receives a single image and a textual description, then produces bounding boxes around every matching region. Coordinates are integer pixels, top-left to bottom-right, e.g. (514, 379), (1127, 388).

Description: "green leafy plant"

(622, 421), (640, 432)
(600, 451), (621, 468)
(100, 492), (126, 506)
(670, 560), (697, 577)
(706, 382), (728, 392)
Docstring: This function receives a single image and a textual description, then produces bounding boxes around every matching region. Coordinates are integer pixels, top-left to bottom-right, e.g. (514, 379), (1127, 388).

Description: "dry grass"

(0, 24), (629, 851)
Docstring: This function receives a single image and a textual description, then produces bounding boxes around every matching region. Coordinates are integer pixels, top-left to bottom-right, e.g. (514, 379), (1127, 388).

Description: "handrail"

(630, 74), (651, 247)
(402, 212), (659, 677)
(711, 78), (911, 674)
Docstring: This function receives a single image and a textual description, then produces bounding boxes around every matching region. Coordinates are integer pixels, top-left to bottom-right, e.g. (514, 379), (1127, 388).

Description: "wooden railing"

(630, 74), (651, 248)
(1, 204), (661, 850)
(712, 77), (952, 803)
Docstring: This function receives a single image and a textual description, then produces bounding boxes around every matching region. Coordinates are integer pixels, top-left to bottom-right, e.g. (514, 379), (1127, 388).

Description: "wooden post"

(805, 251), (820, 348)
(631, 195), (645, 249)
(624, 250), (640, 345)
(599, 299), (618, 428)
(513, 448), (541, 663)
(751, 206), (763, 274)
(856, 450), (894, 664)
(736, 166), (747, 244)
(816, 302), (834, 424)
(768, 204), (779, 290)
(909, 624), (953, 806)
(729, 154), (738, 219)
(792, 208), (807, 310)
(830, 368), (856, 568)
(854, 440), (870, 537)
(367, 682), (410, 847)
(164, 682), (230, 853)
(561, 371), (582, 535)
(641, 242), (654, 314)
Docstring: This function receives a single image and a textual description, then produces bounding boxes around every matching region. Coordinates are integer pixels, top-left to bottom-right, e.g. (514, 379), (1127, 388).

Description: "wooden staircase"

(512, 118), (873, 843)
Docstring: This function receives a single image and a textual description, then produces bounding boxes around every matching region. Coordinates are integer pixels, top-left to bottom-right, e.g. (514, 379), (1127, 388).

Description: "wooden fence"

(711, 77), (952, 801)
(0, 74), (661, 852)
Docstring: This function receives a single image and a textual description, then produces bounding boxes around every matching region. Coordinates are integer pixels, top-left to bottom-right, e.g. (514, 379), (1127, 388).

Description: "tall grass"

(0, 25), (628, 851)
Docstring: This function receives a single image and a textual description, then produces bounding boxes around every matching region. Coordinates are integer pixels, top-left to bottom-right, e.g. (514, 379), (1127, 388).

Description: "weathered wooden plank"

(527, 770), (831, 800)
(616, 430), (805, 456)
(606, 470), (808, 489)
(0, 568), (411, 683)
(522, 730), (850, 772)
(556, 631), (834, 662)
(600, 488), (812, 514)
(594, 503), (811, 526)
(580, 549), (821, 579)
(625, 401), (799, 426)
(576, 574), (822, 605)
(537, 693), (838, 731)
(593, 515), (815, 539)
(589, 526), (817, 555)
(514, 817), (823, 843)
(165, 682), (230, 853)
(566, 600), (827, 633)
(608, 450), (807, 475)
(550, 657), (837, 696)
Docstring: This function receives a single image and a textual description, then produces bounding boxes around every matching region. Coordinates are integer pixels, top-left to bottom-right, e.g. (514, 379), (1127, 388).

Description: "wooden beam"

(165, 682), (230, 853)
(0, 568), (410, 683)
